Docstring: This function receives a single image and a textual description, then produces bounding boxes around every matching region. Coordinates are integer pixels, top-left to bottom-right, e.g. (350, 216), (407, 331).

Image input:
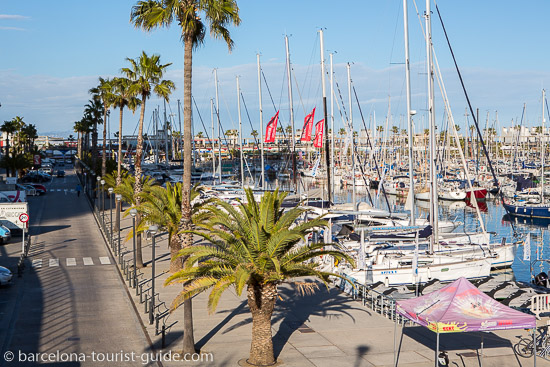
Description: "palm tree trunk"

(92, 123), (98, 171)
(115, 107), (124, 232)
(77, 132), (82, 160)
(247, 282), (277, 366)
(134, 94), (147, 268)
(179, 36), (196, 354)
(102, 109), (108, 177)
(169, 234), (182, 273)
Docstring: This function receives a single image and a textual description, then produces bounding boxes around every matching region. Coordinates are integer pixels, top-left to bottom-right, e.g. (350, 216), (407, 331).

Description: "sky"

(2, 0), (550, 139)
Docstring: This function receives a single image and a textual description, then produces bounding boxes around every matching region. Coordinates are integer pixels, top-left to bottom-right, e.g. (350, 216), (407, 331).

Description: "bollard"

(161, 325), (166, 348)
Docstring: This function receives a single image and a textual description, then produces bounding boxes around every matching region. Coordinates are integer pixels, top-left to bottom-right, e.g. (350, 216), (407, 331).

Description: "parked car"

(39, 167), (52, 175)
(16, 184), (37, 197)
(31, 184), (47, 195)
(21, 171), (50, 183)
(0, 266), (13, 285)
(0, 225), (11, 244)
(57, 170), (65, 178)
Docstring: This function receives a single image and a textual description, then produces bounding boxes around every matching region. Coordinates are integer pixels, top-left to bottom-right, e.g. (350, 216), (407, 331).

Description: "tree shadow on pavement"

(220, 280), (371, 360)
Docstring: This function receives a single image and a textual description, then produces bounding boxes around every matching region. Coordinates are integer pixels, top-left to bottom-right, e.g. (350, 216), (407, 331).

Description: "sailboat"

(335, 0), (513, 286)
(503, 89), (550, 218)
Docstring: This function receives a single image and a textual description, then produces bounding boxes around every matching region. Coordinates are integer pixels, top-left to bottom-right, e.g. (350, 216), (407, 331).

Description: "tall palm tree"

(111, 76), (141, 231)
(90, 77), (115, 177)
(84, 98), (105, 172)
(1, 118), (19, 176)
(20, 124), (37, 153)
(131, 0), (240, 353)
(122, 51), (175, 267)
(166, 188), (353, 365)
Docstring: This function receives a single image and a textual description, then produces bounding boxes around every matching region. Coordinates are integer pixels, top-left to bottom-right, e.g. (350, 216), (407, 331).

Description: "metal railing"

(332, 273), (408, 324)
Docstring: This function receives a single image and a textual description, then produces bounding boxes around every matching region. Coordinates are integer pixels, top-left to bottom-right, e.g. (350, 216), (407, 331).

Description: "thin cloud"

(0, 26), (25, 31)
(0, 14), (29, 20)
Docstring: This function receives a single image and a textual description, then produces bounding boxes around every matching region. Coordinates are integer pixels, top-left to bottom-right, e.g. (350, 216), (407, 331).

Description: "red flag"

(313, 119), (325, 148)
(265, 111), (279, 143)
(300, 108), (316, 142)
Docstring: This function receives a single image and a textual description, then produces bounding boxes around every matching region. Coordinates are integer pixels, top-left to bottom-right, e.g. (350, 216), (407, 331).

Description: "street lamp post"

(100, 179), (105, 229)
(148, 225), (158, 325)
(108, 187), (114, 248)
(96, 176), (101, 211)
(116, 194), (122, 263)
(130, 208), (137, 289)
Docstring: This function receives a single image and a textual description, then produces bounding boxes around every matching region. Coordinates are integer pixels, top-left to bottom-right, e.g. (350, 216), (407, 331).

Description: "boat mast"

(237, 76), (245, 189)
(210, 99), (215, 178)
(425, 0), (439, 252)
(542, 89), (546, 204)
(257, 54), (265, 190)
(164, 99), (169, 162)
(214, 69), (222, 184)
(285, 35), (297, 191)
(319, 29), (332, 203)
(347, 63), (356, 211)
(403, 0), (416, 225)
(330, 52), (335, 196)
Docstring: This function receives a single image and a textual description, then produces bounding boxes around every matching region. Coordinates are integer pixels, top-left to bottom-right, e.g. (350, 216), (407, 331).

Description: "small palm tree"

(166, 188), (354, 366)
(113, 172), (155, 268)
(137, 183), (213, 273)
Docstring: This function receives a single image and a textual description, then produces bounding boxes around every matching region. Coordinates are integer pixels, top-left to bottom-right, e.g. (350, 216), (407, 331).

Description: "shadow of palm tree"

(221, 280), (371, 359)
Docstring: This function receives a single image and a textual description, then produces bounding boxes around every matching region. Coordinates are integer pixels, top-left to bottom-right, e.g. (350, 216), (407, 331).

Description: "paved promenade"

(88, 176), (550, 367)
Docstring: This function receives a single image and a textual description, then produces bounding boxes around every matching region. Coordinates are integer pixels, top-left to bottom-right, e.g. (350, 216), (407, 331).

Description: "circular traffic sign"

(19, 213), (29, 223)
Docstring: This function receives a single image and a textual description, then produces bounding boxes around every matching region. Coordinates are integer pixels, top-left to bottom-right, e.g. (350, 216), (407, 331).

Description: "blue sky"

(1, 0), (550, 138)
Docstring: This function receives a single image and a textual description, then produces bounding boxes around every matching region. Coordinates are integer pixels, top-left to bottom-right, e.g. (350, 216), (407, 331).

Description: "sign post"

(19, 213), (29, 256)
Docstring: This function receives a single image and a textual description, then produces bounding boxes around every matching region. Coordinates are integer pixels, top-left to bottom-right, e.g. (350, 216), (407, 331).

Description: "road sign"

(19, 213), (29, 223)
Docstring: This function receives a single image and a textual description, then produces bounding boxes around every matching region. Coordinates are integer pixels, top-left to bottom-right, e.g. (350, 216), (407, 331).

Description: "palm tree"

(137, 183), (214, 273)
(122, 51), (175, 268)
(20, 124), (37, 153)
(166, 188), (354, 366)
(111, 76), (141, 231)
(84, 97), (105, 172)
(11, 116), (26, 155)
(112, 172), (155, 268)
(131, 2), (240, 354)
(1, 118), (19, 176)
(90, 77), (115, 177)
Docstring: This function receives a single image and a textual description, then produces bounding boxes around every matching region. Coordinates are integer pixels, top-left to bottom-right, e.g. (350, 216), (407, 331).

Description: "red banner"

(265, 111), (279, 143)
(300, 108), (316, 142)
(313, 119), (325, 148)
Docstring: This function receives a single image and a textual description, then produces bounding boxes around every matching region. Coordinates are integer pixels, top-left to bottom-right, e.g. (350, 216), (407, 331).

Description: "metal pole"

(435, 331), (439, 367)
(214, 69), (222, 184)
(257, 54), (265, 189)
(285, 35), (297, 191)
(132, 216), (136, 288)
(403, 0), (416, 225)
(149, 228), (156, 325)
(110, 193), (113, 247)
(425, 0), (439, 253)
(237, 76), (245, 189)
(534, 328), (537, 367)
(330, 53), (335, 197)
(319, 29), (332, 203)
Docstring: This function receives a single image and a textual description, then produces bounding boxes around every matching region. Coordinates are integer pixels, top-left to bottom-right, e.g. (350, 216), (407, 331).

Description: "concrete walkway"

(92, 194), (549, 367)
